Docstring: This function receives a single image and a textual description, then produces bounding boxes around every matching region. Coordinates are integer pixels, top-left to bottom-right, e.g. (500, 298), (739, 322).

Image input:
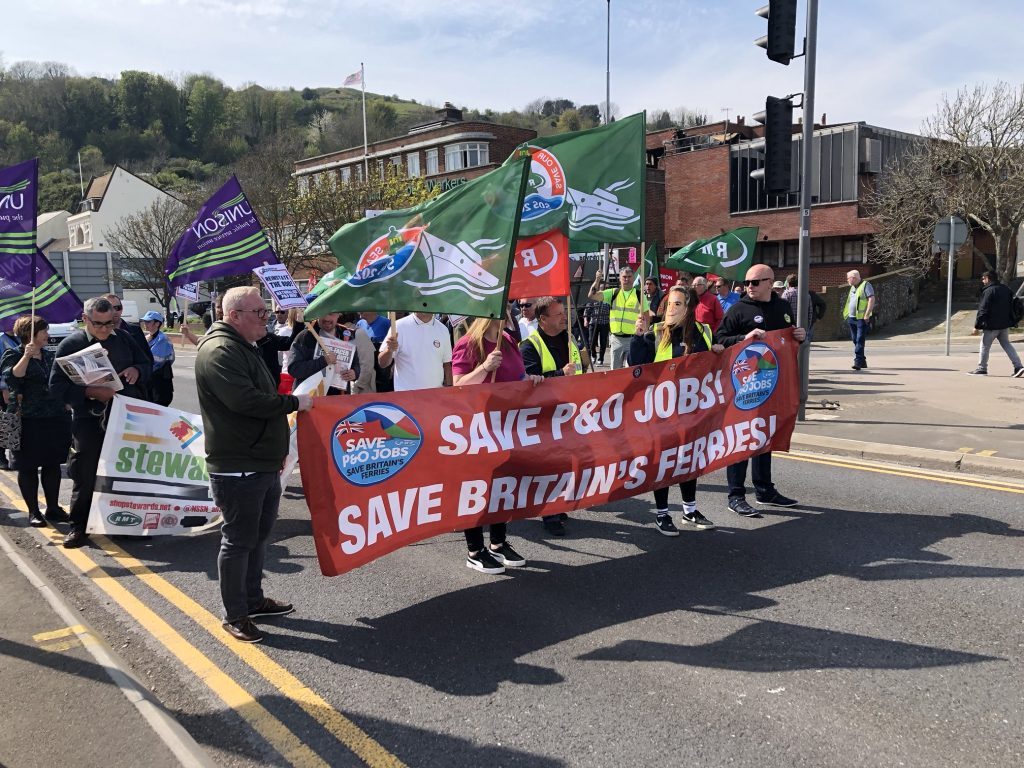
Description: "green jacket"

(195, 322), (299, 474)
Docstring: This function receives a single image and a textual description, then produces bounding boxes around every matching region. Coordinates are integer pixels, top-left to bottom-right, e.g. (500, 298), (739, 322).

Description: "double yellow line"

(0, 476), (405, 768)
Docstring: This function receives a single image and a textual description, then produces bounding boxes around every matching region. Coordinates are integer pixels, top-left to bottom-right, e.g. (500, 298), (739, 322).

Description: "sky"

(4, 0), (1023, 134)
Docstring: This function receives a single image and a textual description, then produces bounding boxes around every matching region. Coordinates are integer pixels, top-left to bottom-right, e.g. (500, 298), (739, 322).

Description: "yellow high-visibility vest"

(525, 330), (582, 375)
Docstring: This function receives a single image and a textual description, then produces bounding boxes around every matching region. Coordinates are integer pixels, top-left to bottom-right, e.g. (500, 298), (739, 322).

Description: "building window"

(297, 176), (309, 195)
(390, 155), (403, 170)
(376, 158), (385, 176)
(843, 238), (865, 262)
(353, 164), (363, 182)
(425, 148), (439, 175)
(822, 237), (844, 263)
(444, 142), (489, 171)
(340, 166), (351, 184)
(407, 153), (421, 177)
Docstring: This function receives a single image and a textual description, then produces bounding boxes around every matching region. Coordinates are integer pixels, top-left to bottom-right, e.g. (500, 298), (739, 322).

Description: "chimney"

(820, 113), (827, 125)
(737, 115), (745, 126)
(436, 102), (463, 122)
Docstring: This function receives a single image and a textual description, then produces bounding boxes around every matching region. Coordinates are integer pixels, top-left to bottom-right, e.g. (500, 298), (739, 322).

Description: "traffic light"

(751, 96), (794, 194)
(755, 0), (798, 65)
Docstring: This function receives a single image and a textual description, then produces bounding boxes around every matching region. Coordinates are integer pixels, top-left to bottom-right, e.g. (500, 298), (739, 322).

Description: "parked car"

(44, 321), (80, 353)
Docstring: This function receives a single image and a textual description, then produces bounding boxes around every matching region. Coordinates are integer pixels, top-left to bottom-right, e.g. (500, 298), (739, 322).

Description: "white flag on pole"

(343, 70), (362, 87)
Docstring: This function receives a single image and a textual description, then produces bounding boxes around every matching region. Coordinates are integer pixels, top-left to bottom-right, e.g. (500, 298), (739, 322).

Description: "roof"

(37, 211), (69, 225)
(85, 171), (112, 200)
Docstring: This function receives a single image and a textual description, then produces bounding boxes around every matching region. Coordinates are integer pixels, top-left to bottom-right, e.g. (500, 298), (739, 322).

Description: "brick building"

(293, 103), (536, 196)
(647, 117), (922, 289)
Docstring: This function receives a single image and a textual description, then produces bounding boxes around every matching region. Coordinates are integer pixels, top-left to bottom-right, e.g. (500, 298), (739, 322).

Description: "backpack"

(810, 290), (826, 322)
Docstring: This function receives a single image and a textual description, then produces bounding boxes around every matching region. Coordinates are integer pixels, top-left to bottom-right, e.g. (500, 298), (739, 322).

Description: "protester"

(521, 296), (582, 536)
(714, 265), (806, 518)
(377, 312), (453, 391)
(517, 300), (538, 340)
(289, 312), (359, 396)
(50, 297), (151, 548)
(842, 269), (874, 371)
(691, 276), (724, 332)
(452, 316), (542, 574)
(588, 267), (649, 369)
(781, 275), (826, 342)
(256, 308), (294, 389)
(629, 287), (724, 534)
(583, 289), (611, 366)
(141, 310), (175, 406)
(0, 327), (20, 470)
(715, 277), (740, 313)
(643, 278), (662, 322)
(356, 311), (391, 342)
(772, 280), (786, 296)
(194, 287), (313, 644)
(0, 317), (72, 527)
(968, 269), (1024, 377)
(338, 313), (376, 394)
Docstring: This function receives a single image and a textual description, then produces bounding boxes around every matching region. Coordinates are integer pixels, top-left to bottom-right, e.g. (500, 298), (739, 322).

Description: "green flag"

(664, 227), (758, 281)
(632, 243), (659, 289)
(507, 113), (645, 246)
(305, 158), (531, 320)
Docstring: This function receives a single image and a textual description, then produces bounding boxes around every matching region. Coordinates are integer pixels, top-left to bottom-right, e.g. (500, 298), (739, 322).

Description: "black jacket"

(714, 294), (796, 348)
(975, 282), (1016, 330)
(257, 329), (294, 382)
(49, 329), (151, 420)
(288, 324), (361, 394)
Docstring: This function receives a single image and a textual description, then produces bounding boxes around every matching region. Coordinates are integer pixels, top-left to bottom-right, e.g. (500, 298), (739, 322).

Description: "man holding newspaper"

(49, 297), (151, 548)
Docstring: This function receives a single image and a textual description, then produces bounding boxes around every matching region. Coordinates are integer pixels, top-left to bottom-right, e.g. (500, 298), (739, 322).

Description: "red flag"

(510, 228), (570, 299)
(307, 270), (318, 293)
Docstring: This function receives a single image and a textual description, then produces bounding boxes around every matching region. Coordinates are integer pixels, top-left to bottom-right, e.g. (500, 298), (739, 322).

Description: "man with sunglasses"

(195, 287), (313, 644)
(49, 297), (152, 548)
(714, 264), (806, 518)
(517, 300), (538, 341)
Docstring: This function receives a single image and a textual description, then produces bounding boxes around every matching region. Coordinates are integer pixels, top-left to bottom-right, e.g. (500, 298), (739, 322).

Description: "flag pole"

(360, 63), (369, 179)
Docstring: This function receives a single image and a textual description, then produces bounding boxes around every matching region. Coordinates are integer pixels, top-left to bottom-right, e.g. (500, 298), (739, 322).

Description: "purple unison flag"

(0, 159), (39, 265)
(0, 249), (83, 332)
(166, 176), (278, 289)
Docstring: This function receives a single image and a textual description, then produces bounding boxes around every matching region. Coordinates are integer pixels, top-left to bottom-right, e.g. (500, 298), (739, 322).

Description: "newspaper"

(56, 342), (124, 391)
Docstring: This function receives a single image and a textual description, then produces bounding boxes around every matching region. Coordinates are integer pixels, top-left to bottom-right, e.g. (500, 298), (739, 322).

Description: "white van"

(120, 300), (140, 323)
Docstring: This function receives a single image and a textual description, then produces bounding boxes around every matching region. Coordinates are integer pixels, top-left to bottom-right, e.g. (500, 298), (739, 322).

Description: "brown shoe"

(222, 618), (263, 643)
(249, 598), (294, 618)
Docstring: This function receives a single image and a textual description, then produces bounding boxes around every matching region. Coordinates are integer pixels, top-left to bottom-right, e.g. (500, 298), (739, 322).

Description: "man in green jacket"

(196, 286), (313, 644)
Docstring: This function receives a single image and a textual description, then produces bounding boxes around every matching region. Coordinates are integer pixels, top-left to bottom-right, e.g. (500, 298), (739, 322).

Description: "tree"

(556, 108), (581, 133)
(651, 110), (673, 129)
(106, 196), (192, 315)
(578, 104), (601, 125)
(868, 82), (1024, 283)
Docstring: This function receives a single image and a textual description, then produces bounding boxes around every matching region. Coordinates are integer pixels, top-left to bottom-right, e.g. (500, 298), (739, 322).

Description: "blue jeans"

(849, 319), (869, 365)
(212, 472), (282, 623)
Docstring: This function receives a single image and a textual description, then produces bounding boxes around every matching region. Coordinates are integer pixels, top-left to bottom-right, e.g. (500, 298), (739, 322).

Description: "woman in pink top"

(451, 316), (543, 575)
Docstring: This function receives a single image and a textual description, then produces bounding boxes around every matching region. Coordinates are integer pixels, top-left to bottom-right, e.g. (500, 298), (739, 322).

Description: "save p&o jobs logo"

(347, 225), (425, 287)
(331, 403), (423, 486)
(521, 147), (566, 221)
(730, 342), (780, 411)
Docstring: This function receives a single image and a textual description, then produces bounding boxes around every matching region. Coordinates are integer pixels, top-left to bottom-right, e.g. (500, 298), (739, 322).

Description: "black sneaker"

(542, 518), (566, 537)
(28, 510), (47, 527)
(654, 513), (680, 537)
(967, 368), (987, 375)
(756, 491), (799, 508)
(728, 498), (760, 518)
(44, 507), (70, 524)
(249, 598), (294, 618)
(851, 364), (861, 371)
(489, 542), (526, 567)
(223, 618), (263, 643)
(680, 510), (714, 529)
(467, 549), (505, 574)
(1013, 367), (1024, 378)
(62, 529), (90, 548)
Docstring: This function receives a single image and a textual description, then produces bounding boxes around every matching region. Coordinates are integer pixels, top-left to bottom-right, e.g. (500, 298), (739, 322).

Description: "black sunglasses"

(743, 278), (767, 287)
(519, 302), (533, 308)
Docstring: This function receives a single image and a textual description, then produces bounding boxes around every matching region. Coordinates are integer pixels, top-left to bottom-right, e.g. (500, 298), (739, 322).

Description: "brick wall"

(813, 268), (919, 340)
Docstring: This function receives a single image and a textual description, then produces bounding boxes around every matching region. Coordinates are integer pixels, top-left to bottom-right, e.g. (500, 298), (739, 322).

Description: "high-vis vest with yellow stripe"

(608, 288), (643, 335)
(525, 330), (583, 375)
(652, 322), (712, 362)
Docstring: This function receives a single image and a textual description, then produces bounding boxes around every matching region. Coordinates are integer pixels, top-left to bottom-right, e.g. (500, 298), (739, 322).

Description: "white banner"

(176, 282), (200, 303)
(253, 264), (306, 309)
(86, 397), (221, 536)
(281, 371), (327, 487)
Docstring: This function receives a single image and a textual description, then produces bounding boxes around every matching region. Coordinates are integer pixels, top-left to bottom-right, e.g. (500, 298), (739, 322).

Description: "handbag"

(0, 395), (22, 451)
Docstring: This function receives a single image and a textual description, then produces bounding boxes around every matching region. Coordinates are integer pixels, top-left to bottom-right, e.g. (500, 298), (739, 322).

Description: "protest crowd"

(1, 118), (815, 645)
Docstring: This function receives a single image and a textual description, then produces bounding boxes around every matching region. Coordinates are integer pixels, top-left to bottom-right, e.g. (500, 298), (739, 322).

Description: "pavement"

(1, 303), (1022, 767)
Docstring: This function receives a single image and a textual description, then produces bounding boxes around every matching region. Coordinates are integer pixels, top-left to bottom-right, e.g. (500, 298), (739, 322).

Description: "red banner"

(510, 228), (569, 298)
(298, 330), (800, 576)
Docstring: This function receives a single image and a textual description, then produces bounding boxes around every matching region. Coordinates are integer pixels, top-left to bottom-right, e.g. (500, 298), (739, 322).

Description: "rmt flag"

(166, 176), (278, 288)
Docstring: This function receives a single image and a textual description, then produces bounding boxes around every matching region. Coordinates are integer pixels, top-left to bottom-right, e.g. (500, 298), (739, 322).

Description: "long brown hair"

(658, 286), (699, 356)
